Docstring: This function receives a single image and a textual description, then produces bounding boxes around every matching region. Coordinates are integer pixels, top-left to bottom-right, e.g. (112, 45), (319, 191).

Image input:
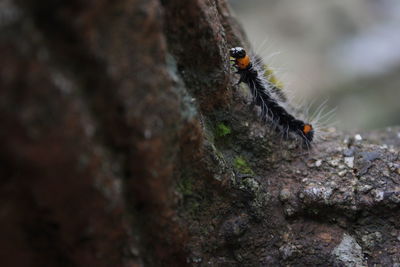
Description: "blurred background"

(229, 0), (400, 131)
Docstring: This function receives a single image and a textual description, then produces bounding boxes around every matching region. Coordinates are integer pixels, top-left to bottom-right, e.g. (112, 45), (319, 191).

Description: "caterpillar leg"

(235, 76), (243, 86)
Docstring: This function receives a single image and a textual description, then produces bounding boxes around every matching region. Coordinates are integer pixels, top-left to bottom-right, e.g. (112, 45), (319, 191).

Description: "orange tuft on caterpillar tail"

(302, 124), (314, 143)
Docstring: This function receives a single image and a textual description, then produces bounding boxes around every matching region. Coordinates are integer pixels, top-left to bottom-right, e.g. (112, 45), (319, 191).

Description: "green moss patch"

(215, 123), (231, 137)
(234, 156), (254, 175)
(176, 176), (194, 197)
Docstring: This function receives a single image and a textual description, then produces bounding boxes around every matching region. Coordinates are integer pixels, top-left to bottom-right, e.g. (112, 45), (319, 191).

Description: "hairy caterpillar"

(230, 47), (314, 145)
(254, 54), (287, 103)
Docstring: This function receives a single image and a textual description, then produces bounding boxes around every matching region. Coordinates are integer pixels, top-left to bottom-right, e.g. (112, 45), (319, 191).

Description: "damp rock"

(332, 233), (364, 267)
(360, 151), (380, 162)
(219, 215), (250, 243)
(191, 256), (202, 263)
(279, 244), (298, 260)
(279, 188), (292, 202)
(239, 178), (260, 193)
(361, 231), (382, 251)
(388, 191), (400, 204)
(354, 134), (363, 142)
(356, 159), (372, 176)
(315, 159), (323, 167)
(388, 162), (400, 173)
(371, 189), (384, 202)
(344, 157), (354, 168)
(301, 185), (333, 205)
(356, 184), (373, 193)
(328, 158), (340, 167)
(343, 148), (355, 157)
(283, 205), (296, 217)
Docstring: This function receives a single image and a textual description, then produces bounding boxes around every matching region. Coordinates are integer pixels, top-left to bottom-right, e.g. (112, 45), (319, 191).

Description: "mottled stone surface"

(1, 0), (400, 266)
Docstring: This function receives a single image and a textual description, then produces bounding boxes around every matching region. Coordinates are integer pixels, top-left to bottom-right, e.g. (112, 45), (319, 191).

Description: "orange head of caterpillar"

(302, 123), (314, 142)
(230, 47), (251, 70)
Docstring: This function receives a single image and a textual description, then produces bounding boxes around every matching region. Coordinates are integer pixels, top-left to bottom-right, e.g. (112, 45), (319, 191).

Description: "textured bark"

(1, 0), (400, 266)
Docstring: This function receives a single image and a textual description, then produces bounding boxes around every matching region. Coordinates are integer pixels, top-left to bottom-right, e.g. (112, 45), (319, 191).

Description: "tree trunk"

(1, 0), (400, 266)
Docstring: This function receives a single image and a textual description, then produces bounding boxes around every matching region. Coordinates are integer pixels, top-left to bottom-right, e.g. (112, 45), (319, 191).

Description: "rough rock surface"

(1, 0), (400, 266)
